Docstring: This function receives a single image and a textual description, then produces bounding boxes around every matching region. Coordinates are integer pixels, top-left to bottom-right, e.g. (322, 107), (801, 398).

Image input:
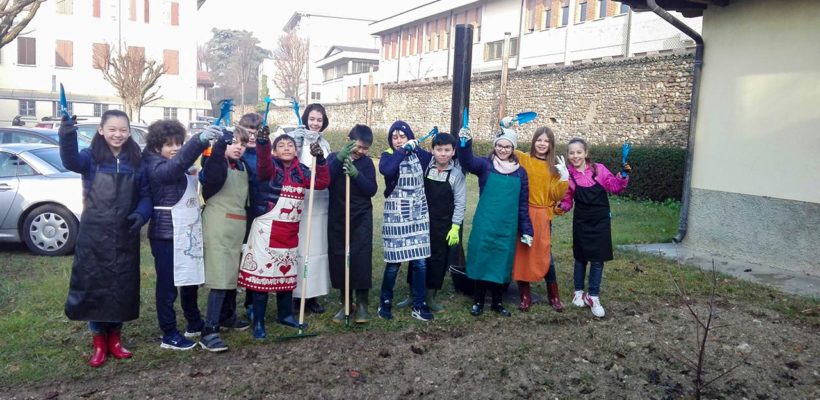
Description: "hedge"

(322, 130), (685, 202)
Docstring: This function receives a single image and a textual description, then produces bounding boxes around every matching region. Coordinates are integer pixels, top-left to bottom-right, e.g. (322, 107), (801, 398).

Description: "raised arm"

(378, 148), (407, 178)
(596, 163), (629, 195)
(57, 117), (91, 174)
(200, 132), (230, 200)
(150, 137), (208, 184)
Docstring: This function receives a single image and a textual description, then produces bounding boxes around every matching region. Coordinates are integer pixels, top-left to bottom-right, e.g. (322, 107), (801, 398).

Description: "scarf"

(492, 157), (520, 174)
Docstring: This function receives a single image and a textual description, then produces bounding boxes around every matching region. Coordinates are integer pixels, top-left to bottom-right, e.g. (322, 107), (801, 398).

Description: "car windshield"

(28, 148), (68, 173)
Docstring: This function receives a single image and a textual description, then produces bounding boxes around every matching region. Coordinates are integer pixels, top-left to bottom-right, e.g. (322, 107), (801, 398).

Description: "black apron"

(327, 164), (373, 290)
(570, 170), (613, 262)
(422, 167), (454, 289)
(65, 168), (141, 322)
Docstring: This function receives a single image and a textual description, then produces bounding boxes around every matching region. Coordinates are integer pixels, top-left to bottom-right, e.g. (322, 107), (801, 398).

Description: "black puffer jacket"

(143, 137), (209, 240)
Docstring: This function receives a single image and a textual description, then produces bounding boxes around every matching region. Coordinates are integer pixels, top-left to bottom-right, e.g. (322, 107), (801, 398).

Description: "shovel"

(344, 170), (351, 327)
(262, 96), (272, 127)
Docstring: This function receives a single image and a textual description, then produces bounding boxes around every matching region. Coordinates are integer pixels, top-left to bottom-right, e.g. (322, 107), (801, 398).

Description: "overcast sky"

(195, 0), (430, 50)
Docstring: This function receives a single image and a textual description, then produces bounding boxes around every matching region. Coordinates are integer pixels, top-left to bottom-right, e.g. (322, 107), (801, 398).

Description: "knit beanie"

(387, 120), (415, 149)
(493, 126), (518, 150)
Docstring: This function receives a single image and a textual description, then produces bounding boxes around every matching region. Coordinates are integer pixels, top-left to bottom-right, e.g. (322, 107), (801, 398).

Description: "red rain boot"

(547, 282), (565, 312)
(517, 281), (532, 312)
(107, 330), (133, 359)
(89, 334), (107, 368)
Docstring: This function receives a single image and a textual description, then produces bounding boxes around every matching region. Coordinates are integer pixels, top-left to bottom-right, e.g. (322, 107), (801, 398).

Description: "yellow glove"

(446, 224), (460, 246)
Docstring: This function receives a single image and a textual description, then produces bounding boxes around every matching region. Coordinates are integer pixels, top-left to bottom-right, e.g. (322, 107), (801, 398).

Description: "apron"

(423, 166), (454, 289)
(202, 167), (248, 289)
(65, 169), (140, 322)
(382, 153), (431, 263)
(327, 159), (373, 290)
(239, 169), (305, 293)
(571, 171), (613, 262)
(466, 172), (520, 284)
(154, 174), (205, 286)
(294, 135), (331, 298)
(512, 205), (552, 282)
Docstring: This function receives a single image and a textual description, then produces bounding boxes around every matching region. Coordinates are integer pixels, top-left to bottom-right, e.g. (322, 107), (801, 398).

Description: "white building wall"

(0, 0), (208, 126)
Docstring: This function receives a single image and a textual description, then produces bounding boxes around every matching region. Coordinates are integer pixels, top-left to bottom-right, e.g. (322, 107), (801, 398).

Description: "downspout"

(646, 0), (703, 244)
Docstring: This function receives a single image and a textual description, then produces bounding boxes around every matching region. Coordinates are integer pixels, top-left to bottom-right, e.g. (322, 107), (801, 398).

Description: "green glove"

(343, 157), (359, 179)
(446, 224), (460, 246)
(336, 140), (356, 162)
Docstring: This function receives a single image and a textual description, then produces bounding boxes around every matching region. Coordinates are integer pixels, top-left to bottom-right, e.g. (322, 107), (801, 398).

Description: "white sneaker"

(589, 296), (605, 318)
(572, 291), (586, 307)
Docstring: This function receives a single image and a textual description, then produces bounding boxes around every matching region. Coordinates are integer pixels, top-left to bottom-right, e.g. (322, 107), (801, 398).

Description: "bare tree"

(0, 0), (46, 49)
(272, 30), (307, 100)
(97, 44), (165, 123)
(197, 44), (209, 72)
(233, 34), (269, 110)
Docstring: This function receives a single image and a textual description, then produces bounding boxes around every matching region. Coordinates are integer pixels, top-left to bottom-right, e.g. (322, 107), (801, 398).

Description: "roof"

(321, 45), (379, 59)
(197, 71), (214, 87)
(620, 0), (729, 18)
(0, 143), (58, 154)
(370, 0), (480, 35)
(284, 11), (376, 32)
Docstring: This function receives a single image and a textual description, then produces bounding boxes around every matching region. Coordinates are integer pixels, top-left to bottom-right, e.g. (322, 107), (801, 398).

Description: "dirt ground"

(4, 295), (817, 400)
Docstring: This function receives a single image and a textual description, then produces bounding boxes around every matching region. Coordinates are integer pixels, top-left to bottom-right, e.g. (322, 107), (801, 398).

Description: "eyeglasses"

(495, 144), (513, 151)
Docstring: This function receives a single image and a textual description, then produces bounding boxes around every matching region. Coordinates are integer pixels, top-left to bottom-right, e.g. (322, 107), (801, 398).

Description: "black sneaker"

(377, 299), (393, 320)
(220, 318), (251, 331)
(411, 305), (433, 322)
(470, 303), (484, 317)
(491, 303), (512, 317)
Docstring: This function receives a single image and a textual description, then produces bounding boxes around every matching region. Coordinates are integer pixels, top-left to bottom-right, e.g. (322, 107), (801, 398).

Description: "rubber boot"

(107, 330), (132, 359)
(332, 289), (350, 324)
(426, 289), (444, 313)
(354, 289), (369, 323)
(517, 281), (532, 312)
(252, 292), (268, 340)
(89, 333), (107, 367)
(547, 282), (565, 312)
(395, 297), (413, 309)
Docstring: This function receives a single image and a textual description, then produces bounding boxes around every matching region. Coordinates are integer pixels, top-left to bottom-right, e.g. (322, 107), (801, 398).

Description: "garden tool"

(58, 83), (70, 119)
(344, 167), (351, 327)
(417, 126), (439, 143)
(500, 111), (538, 128)
(459, 107), (469, 147)
(290, 97), (301, 125)
(621, 141), (632, 177)
(262, 96), (272, 127)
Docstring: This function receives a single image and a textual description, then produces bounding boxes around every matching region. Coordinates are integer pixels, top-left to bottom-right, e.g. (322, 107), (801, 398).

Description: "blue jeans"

(150, 239), (202, 335)
(573, 259), (604, 296)
(380, 259), (427, 308)
(88, 321), (122, 334)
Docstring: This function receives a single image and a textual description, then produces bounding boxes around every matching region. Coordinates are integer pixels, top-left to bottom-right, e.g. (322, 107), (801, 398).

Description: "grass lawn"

(0, 173), (816, 389)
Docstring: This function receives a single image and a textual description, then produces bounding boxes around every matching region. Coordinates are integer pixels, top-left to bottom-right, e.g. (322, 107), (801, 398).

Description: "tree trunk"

(240, 80), (246, 111)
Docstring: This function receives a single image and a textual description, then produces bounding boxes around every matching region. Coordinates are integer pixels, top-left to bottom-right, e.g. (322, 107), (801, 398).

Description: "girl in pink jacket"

(560, 138), (631, 318)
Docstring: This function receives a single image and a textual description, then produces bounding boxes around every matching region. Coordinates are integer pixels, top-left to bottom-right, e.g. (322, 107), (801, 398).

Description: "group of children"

(58, 106), (630, 368)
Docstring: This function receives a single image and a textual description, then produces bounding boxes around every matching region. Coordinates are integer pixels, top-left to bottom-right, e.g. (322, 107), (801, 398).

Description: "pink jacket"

(560, 163), (629, 212)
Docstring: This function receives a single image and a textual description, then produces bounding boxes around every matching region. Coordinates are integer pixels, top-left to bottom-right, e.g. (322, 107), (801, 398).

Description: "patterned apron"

(239, 170), (305, 293)
(154, 174), (205, 286)
(202, 167), (248, 289)
(382, 153), (431, 263)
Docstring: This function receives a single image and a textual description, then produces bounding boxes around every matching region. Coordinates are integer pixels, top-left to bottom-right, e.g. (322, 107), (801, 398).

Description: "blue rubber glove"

(127, 213), (144, 234)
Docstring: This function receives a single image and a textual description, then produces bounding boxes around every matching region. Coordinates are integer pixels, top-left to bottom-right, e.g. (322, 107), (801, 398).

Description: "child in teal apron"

(457, 125), (533, 317)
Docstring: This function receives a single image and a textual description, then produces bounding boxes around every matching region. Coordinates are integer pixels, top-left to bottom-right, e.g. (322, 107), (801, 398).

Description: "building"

(369, 0), (701, 85)
(259, 11), (378, 106)
(0, 0), (210, 126)
(315, 46), (379, 103)
(623, 0), (819, 279)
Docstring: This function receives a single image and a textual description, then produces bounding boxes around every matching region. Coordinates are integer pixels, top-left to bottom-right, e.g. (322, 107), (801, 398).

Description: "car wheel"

(22, 204), (78, 256)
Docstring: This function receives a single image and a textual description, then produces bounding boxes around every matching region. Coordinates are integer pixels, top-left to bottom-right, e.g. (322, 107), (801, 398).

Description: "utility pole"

(498, 32), (512, 120)
(367, 66), (374, 126)
(304, 37), (311, 104)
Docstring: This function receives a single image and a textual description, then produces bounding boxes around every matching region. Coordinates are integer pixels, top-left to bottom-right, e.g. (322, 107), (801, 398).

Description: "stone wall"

(264, 54), (694, 147)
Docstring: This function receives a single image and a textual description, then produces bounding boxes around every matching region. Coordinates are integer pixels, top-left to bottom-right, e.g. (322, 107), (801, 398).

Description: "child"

(511, 127), (569, 312)
(288, 104), (332, 314)
(59, 110), (151, 367)
(143, 120), (220, 350)
(395, 133), (466, 313)
(377, 120), (434, 322)
(198, 127), (252, 351)
(327, 125), (377, 323)
(560, 137), (630, 318)
(457, 121), (533, 317)
(238, 130), (328, 339)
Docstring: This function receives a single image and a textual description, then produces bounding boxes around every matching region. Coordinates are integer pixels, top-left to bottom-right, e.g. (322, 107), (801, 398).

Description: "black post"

(450, 24), (473, 139)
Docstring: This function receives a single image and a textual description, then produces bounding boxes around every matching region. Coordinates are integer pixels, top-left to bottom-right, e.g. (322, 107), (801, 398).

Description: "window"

(128, 46), (145, 60)
(578, 0), (588, 22)
(0, 153), (35, 177)
(17, 37), (36, 65)
(310, 92), (321, 101)
(599, 0), (608, 18)
(0, 153), (15, 178)
(163, 49), (178, 75)
(351, 60), (377, 74)
(55, 40), (73, 68)
(19, 100), (36, 117)
(56, 0), (73, 14)
(129, 0), (136, 20)
(170, 2), (179, 26)
(52, 101), (73, 117)
(93, 0), (100, 17)
(93, 103), (109, 117)
(619, 2), (629, 14)
(544, 3), (552, 29)
(561, 0), (570, 26)
(92, 43), (109, 69)
(163, 107), (177, 120)
(526, 0), (548, 31)
(144, 0), (150, 23)
(483, 37), (519, 61)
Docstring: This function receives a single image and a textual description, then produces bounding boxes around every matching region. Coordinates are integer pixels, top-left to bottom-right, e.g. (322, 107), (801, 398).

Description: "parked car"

(75, 123), (149, 149)
(188, 121), (210, 138)
(0, 127), (91, 149)
(0, 144), (83, 256)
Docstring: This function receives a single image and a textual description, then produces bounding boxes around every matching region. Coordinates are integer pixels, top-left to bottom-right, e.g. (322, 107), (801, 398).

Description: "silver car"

(0, 143), (83, 256)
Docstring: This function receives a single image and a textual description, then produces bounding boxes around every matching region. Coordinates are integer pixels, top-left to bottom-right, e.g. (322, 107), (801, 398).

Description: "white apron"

(155, 174), (205, 286)
(239, 181), (304, 293)
(293, 133), (331, 299)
